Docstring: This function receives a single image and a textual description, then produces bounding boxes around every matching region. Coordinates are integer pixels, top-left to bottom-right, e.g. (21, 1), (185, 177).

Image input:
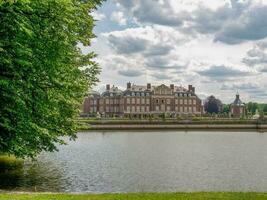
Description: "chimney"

(188, 85), (193, 92)
(106, 84), (110, 91)
(192, 87), (195, 94)
(127, 82), (131, 89)
(170, 84), (174, 90)
(147, 83), (151, 90)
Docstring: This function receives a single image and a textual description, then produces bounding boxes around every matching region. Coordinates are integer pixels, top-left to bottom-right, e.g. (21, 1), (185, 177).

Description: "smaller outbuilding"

(230, 93), (246, 118)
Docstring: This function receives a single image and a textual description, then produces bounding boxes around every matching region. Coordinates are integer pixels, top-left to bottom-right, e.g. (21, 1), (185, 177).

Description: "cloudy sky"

(87, 0), (267, 103)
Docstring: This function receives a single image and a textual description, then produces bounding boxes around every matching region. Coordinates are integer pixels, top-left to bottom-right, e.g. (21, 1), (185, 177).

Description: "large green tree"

(0, 0), (103, 158)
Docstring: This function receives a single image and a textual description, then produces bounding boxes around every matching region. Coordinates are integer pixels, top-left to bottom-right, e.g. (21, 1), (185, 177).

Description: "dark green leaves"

(0, 0), (103, 158)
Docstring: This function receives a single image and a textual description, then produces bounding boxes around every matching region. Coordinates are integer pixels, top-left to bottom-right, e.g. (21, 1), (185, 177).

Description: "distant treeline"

(222, 102), (267, 115)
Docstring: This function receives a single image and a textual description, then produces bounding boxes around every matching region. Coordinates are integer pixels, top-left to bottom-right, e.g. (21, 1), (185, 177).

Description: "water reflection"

(1, 131), (267, 193)
(0, 157), (68, 192)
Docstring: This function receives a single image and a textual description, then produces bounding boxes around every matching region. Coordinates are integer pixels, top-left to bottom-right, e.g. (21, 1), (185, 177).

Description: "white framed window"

(141, 98), (145, 104)
(141, 106), (145, 112)
(127, 106), (130, 112)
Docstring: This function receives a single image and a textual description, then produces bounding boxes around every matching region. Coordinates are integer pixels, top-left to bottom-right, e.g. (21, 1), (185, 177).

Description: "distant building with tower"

(230, 94), (246, 118)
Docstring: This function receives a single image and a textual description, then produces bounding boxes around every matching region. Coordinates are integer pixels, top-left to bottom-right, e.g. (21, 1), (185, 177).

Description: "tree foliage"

(222, 104), (230, 113)
(0, 0), (103, 158)
(204, 96), (223, 114)
(246, 102), (258, 115)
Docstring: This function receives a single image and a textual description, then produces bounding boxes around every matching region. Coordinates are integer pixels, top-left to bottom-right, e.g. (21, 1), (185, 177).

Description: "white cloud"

(111, 11), (127, 25)
(89, 0), (267, 102)
(91, 11), (106, 21)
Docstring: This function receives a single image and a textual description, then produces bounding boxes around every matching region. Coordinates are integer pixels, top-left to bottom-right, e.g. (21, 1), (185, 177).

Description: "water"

(1, 131), (267, 193)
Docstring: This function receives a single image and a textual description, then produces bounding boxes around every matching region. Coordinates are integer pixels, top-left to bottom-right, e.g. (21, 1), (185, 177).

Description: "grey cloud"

(221, 83), (259, 90)
(133, 1), (184, 27)
(107, 34), (173, 55)
(197, 65), (252, 79)
(116, 0), (136, 9)
(248, 89), (267, 99)
(243, 41), (267, 72)
(143, 44), (172, 56)
(215, 6), (267, 44)
(145, 56), (186, 70)
(146, 57), (172, 69)
(190, 5), (236, 34)
(118, 69), (142, 77)
(153, 73), (172, 80)
(116, 0), (187, 27)
(107, 35), (148, 54)
(116, 0), (267, 44)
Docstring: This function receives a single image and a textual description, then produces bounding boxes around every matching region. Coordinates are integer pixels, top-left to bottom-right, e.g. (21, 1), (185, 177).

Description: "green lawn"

(1, 193), (267, 200)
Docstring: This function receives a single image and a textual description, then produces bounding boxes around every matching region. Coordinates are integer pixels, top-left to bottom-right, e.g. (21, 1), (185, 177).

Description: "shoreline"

(79, 123), (267, 132)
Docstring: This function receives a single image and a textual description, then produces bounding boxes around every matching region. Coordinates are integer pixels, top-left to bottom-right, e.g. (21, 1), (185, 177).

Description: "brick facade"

(81, 83), (202, 117)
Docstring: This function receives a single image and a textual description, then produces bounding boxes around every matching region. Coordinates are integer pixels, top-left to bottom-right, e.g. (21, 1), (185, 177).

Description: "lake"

(1, 131), (267, 193)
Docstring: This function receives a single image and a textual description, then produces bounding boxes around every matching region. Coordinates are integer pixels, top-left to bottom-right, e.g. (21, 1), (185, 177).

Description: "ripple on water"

(1, 131), (267, 193)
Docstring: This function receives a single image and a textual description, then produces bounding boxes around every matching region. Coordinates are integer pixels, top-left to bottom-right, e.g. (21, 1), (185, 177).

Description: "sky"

(87, 0), (267, 103)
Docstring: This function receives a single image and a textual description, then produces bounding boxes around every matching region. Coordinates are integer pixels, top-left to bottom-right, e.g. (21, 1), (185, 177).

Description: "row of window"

(97, 106), (198, 113)
(95, 98), (197, 105)
(99, 107), (122, 113)
(126, 106), (150, 112)
(126, 98), (150, 104)
(124, 92), (150, 97)
(124, 92), (193, 97)
(154, 106), (197, 112)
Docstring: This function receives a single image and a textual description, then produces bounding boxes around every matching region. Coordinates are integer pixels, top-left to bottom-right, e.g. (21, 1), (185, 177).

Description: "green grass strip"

(1, 192), (267, 200)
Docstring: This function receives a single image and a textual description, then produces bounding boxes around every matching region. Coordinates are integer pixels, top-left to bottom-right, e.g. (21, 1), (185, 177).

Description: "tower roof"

(232, 94), (245, 106)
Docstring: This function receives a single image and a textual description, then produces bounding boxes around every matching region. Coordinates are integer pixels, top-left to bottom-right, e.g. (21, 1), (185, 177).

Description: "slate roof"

(232, 94), (245, 106)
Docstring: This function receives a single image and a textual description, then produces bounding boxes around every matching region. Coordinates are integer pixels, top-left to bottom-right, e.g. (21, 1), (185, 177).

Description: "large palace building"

(81, 83), (202, 117)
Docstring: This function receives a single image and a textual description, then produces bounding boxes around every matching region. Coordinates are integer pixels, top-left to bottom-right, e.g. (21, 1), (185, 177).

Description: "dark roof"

(88, 91), (100, 98)
(101, 86), (123, 97)
(232, 94), (245, 106)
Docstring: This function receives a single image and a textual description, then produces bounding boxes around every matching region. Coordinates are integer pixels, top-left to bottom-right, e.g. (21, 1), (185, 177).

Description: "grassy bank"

(1, 193), (267, 200)
(78, 118), (266, 125)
